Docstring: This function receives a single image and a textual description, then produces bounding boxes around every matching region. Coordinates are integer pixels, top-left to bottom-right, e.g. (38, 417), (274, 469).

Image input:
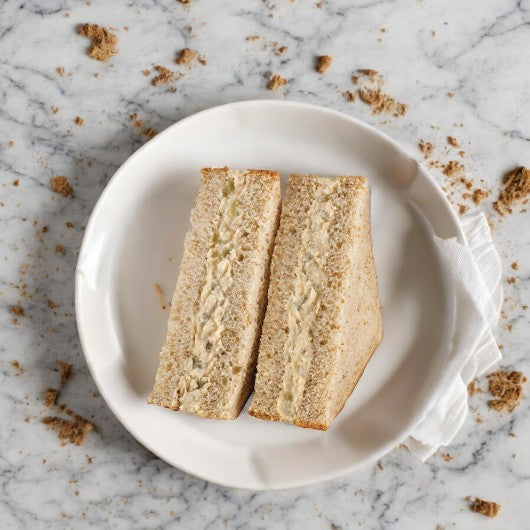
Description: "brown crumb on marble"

(472, 189), (489, 205)
(443, 160), (465, 176)
(356, 70), (407, 117)
(493, 166), (530, 216)
(468, 379), (482, 397)
(11, 360), (25, 376)
(275, 46), (288, 56)
(12, 305), (25, 316)
(13, 179), (19, 187)
(154, 283), (167, 310)
(51, 176), (74, 198)
(246, 35), (261, 41)
(52, 106), (60, 114)
(57, 67), (65, 76)
(475, 413), (484, 423)
(78, 24), (119, 62)
(343, 91), (356, 102)
(55, 244), (65, 255)
(198, 55), (208, 65)
(511, 262), (520, 270)
(377, 461), (384, 470)
(507, 276), (516, 284)
(74, 116), (85, 126)
(143, 127), (157, 139)
(316, 55), (333, 73)
(447, 92), (454, 97)
(458, 204), (469, 215)
(469, 497), (500, 518)
(152, 65), (174, 86)
(442, 453), (453, 462)
(142, 69), (150, 76)
(487, 370), (527, 413)
(418, 140), (434, 159)
(47, 298), (59, 309)
(45, 388), (59, 408)
(8, 140), (14, 147)
(66, 221), (74, 228)
(315, 1), (323, 7)
(178, 0), (191, 4)
(86, 454), (94, 464)
(58, 361), (73, 387)
(268, 74), (288, 90)
(42, 414), (94, 446)
(447, 136), (460, 147)
(176, 48), (198, 65)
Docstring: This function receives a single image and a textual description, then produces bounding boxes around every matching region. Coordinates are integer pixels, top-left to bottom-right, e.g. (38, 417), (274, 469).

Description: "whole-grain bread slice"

(249, 173), (382, 430)
(149, 167), (281, 419)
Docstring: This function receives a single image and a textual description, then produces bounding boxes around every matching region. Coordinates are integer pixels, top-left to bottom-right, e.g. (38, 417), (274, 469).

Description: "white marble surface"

(1, 0), (529, 528)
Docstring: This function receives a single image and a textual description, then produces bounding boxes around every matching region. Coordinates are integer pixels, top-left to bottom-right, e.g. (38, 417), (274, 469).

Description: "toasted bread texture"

(149, 167), (281, 419)
(249, 173), (383, 430)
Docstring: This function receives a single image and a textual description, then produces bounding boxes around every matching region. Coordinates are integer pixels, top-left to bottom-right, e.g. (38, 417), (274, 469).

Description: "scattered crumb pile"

(487, 370), (527, 412)
(152, 65), (174, 86)
(176, 48), (198, 65)
(316, 55), (333, 73)
(467, 379), (482, 397)
(42, 360), (95, 446)
(469, 497), (501, 518)
(268, 74), (288, 90)
(493, 166), (530, 216)
(354, 69), (408, 117)
(78, 24), (119, 62)
(11, 360), (25, 376)
(418, 140), (434, 159)
(443, 160), (464, 177)
(51, 176), (74, 198)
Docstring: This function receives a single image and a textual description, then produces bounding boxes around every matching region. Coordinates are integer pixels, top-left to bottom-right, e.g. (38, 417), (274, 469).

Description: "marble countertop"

(1, 0), (529, 528)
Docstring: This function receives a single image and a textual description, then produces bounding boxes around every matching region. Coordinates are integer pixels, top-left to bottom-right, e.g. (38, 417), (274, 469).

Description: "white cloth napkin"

(404, 212), (503, 460)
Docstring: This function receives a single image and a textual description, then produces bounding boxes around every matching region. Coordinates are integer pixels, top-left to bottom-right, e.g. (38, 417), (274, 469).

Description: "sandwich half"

(249, 173), (383, 430)
(149, 167), (281, 419)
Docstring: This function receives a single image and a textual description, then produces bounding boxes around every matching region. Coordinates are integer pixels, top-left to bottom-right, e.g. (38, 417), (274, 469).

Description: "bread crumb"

(356, 70), (407, 117)
(178, 0), (191, 4)
(143, 127), (157, 139)
(487, 370), (527, 412)
(176, 48), (198, 64)
(475, 413), (484, 423)
(472, 189), (489, 205)
(74, 116), (85, 126)
(507, 276), (516, 284)
(511, 262), (520, 270)
(52, 106), (60, 114)
(315, 1), (323, 7)
(42, 414), (94, 446)
(493, 167), (530, 216)
(152, 65), (174, 86)
(79, 24), (118, 62)
(469, 497), (500, 518)
(142, 69), (150, 76)
(11, 305), (24, 316)
(198, 55), (208, 65)
(458, 204), (469, 215)
(446, 92), (454, 97)
(447, 136), (460, 147)
(57, 67), (65, 76)
(11, 360), (25, 376)
(58, 361), (73, 387)
(343, 91), (356, 102)
(45, 388), (59, 408)
(66, 221), (74, 228)
(268, 74), (288, 90)
(377, 461), (384, 470)
(48, 298), (59, 309)
(51, 176), (74, 197)
(13, 179), (20, 187)
(419, 140), (434, 159)
(8, 140), (14, 147)
(316, 55), (333, 73)
(443, 160), (464, 176)
(442, 453), (453, 462)
(468, 379), (482, 396)
(246, 35), (261, 41)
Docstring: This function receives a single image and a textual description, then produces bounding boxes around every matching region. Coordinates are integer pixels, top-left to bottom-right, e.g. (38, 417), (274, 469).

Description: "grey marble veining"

(1, 0), (529, 528)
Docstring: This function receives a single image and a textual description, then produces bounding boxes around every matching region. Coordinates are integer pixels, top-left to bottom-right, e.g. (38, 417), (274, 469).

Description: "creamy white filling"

(179, 171), (245, 412)
(277, 179), (337, 421)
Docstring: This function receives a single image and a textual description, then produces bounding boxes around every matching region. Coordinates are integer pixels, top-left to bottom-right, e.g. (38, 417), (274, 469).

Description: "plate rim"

(75, 99), (465, 490)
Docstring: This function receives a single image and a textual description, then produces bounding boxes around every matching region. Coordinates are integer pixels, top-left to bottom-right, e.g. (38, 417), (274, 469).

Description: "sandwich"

(249, 173), (383, 430)
(149, 167), (281, 419)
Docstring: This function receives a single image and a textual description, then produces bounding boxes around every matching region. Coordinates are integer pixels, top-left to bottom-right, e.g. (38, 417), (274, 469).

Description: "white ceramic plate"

(76, 100), (464, 490)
